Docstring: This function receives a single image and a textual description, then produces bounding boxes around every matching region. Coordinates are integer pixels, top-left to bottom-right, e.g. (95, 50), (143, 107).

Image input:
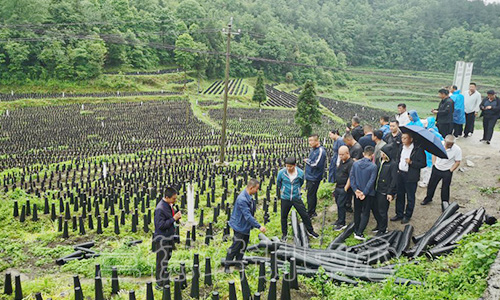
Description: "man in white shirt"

(421, 135), (462, 211)
(463, 83), (482, 138)
(395, 103), (410, 126)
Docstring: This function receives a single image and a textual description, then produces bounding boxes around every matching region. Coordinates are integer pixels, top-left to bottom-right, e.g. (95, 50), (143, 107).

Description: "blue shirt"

(228, 190), (261, 235)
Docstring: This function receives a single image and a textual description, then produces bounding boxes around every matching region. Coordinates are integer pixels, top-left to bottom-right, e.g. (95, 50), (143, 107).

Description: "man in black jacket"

(479, 90), (500, 144)
(333, 146), (354, 231)
(433, 89), (454, 138)
(154, 187), (182, 289)
(391, 133), (426, 224)
(373, 144), (397, 235)
(346, 116), (364, 142)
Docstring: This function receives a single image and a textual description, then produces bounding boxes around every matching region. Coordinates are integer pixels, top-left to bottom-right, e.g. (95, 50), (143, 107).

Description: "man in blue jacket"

(304, 134), (327, 218)
(225, 179), (266, 272)
(154, 187), (182, 288)
(349, 146), (377, 241)
(450, 85), (465, 137)
(277, 157), (319, 241)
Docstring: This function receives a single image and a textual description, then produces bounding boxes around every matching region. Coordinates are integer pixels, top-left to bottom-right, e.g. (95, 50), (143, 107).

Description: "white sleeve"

(309, 147), (324, 167)
(455, 146), (462, 162)
(475, 93), (482, 112)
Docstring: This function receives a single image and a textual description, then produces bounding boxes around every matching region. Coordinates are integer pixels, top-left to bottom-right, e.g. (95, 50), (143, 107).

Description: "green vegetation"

(295, 80), (321, 137)
(252, 70), (267, 107)
(4, 0), (500, 86)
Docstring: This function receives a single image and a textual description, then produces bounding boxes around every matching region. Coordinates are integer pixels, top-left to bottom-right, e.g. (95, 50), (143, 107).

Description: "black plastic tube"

(425, 244), (457, 260)
(327, 222), (355, 250)
(395, 225), (413, 258)
(411, 203), (460, 258)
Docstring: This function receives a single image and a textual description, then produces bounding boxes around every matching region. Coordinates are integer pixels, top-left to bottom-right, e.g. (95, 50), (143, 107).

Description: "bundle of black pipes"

(245, 233), (421, 285)
(243, 202), (494, 287)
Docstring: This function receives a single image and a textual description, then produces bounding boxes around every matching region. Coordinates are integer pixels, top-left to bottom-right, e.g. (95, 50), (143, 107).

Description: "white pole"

(187, 182), (195, 223)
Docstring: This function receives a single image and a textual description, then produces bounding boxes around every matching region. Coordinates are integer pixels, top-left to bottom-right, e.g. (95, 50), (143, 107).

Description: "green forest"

(1, 0), (500, 84)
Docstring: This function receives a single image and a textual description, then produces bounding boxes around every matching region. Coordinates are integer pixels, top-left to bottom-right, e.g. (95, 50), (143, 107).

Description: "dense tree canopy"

(0, 0), (500, 83)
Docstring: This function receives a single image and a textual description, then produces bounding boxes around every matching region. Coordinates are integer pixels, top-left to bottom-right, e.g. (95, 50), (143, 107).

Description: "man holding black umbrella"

(391, 132), (426, 224)
(421, 135), (461, 211)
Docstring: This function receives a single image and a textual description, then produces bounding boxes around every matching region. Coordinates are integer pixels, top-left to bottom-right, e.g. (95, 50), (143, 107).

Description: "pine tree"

(252, 70), (267, 107)
(295, 80), (321, 137)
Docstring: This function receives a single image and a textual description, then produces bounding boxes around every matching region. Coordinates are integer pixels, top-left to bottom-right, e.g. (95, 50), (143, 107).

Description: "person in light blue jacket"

(277, 157), (318, 241)
(450, 85), (465, 137)
(407, 110), (424, 127)
(419, 117), (444, 188)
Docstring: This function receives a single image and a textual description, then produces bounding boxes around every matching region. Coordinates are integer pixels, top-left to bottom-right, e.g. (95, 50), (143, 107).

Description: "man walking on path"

(391, 133), (426, 224)
(421, 135), (461, 212)
(277, 157), (319, 241)
(480, 90), (500, 144)
(433, 89), (454, 138)
(328, 129), (345, 183)
(304, 134), (327, 218)
(349, 146), (377, 241)
(225, 179), (266, 272)
(373, 144), (397, 236)
(333, 146), (354, 231)
(463, 83), (482, 137)
(450, 85), (465, 138)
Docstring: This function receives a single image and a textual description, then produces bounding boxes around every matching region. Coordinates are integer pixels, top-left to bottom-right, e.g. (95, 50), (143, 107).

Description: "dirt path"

(318, 129), (500, 238)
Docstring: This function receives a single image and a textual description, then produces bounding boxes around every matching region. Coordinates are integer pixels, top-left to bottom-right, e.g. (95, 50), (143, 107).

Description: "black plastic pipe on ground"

(268, 278), (277, 300)
(111, 267), (119, 295)
(204, 257), (212, 286)
(95, 277), (104, 300)
(395, 225), (413, 258)
(228, 280), (237, 300)
(190, 265), (200, 299)
(3, 272), (12, 295)
(146, 282), (154, 300)
(162, 285), (171, 300)
(327, 223), (355, 250)
(411, 202), (459, 258)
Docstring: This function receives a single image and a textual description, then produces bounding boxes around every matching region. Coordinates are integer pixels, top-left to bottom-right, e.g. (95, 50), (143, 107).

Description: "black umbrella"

(400, 125), (448, 159)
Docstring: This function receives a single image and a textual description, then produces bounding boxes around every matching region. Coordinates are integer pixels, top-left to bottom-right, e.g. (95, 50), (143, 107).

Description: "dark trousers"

(334, 187), (349, 225)
(345, 190), (353, 210)
(373, 192), (390, 233)
(155, 237), (173, 287)
(281, 198), (314, 236)
(306, 180), (321, 215)
(437, 123), (453, 139)
(464, 113), (476, 136)
(453, 123), (463, 137)
(226, 230), (250, 262)
(424, 166), (453, 203)
(396, 171), (417, 219)
(483, 117), (498, 141)
(354, 195), (372, 235)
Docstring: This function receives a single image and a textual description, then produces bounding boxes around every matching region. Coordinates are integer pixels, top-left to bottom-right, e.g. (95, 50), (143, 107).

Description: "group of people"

(151, 86), (497, 286)
(434, 83), (500, 144)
